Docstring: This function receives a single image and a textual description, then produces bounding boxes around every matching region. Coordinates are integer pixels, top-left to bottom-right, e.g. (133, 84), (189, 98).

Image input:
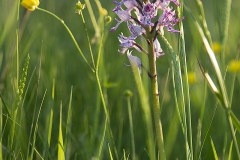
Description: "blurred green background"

(1, 0), (240, 159)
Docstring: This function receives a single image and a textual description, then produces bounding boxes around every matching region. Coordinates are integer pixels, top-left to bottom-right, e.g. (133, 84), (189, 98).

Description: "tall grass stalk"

(177, 2), (193, 159)
(195, 0), (213, 48)
(219, 0), (232, 68)
(159, 33), (191, 159)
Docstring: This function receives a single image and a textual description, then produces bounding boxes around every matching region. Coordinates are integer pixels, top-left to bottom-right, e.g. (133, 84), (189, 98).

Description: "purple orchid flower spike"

(155, 0), (180, 10)
(127, 21), (145, 38)
(118, 33), (142, 54)
(110, 10), (131, 32)
(111, 0), (183, 68)
(156, 7), (181, 34)
(113, 0), (137, 12)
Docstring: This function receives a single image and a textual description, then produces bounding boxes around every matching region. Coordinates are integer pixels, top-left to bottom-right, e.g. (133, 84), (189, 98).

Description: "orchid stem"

(146, 27), (166, 160)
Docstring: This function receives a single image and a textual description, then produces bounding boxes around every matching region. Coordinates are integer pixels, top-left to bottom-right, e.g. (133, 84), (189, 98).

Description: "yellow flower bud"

(187, 72), (196, 84)
(21, 0), (39, 11)
(75, 1), (85, 14)
(212, 42), (221, 54)
(101, 8), (108, 16)
(228, 60), (240, 72)
(105, 16), (112, 24)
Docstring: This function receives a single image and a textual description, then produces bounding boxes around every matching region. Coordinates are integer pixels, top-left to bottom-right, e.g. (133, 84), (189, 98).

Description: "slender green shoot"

(29, 89), (47, 160)
(126, 96), (135, 160)
(64, 86), (73, 159)
(36, 7), (94, 72)
(58, 102), (65, 160)
(210, 138), (219, 160)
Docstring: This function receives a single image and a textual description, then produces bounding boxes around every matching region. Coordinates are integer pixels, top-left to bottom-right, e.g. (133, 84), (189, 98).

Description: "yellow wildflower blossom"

(21, 0), (39, 11)
(228, 60), (240, 72)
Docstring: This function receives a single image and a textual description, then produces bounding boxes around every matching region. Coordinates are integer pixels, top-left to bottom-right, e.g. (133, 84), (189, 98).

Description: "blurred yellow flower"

(187, 72), (196, 84)
(228, 60), (240, 72)
(21, 0), (39, 11)
(212, 42), (221, 54)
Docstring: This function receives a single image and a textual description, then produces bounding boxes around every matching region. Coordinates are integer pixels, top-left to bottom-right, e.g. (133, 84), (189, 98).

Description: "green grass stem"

(126, 96), (135, 160)
(195, 0), (213, 48)
(218, 0), (232, 68)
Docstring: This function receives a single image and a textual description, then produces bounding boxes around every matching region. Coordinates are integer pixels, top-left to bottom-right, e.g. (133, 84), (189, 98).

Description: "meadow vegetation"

(0, 0), (240, 159)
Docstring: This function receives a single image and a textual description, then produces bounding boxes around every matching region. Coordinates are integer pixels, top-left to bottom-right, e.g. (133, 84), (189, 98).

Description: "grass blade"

(58, 102), (65, 160)
(210, 138), (219, 160)
(108, 143), (114, 160)
(29, 89), (47, 160)
(126, 96), (135, 160)
(230, 110), (240, 133)
(64, 86), (73, 159)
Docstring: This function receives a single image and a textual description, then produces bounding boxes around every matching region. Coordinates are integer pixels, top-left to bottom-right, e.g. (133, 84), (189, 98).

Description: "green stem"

(146, 28), (166, 160)
(79, 12), (96, 69)
(219, 0), (232, 69)
(36, 7), (94, 72)
(127, 96), (136, 160)
(227, 110), (240, 159)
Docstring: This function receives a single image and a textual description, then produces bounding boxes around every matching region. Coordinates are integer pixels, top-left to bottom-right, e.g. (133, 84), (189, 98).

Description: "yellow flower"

(212, 42), (221, 54)
(21, 0), (39, 11)
(228, 60), (240, 72)
(187, 72), (196, 84)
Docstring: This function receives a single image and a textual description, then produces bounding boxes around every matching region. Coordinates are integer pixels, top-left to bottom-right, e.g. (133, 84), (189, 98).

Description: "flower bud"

(101, 8), (108, 16)
(105, 16), (112, 24)
(75, 1), (85, 14)
(187, 72), (196, 84)
(21, 0), (39, 11)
